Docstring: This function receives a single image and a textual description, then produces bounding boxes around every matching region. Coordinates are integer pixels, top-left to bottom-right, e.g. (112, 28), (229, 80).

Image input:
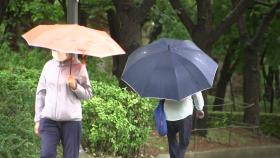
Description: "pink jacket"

(34, 58), (92, 122)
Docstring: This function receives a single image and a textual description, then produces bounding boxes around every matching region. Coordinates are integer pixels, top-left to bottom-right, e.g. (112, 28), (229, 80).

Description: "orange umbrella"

(22, 24), (125, 58)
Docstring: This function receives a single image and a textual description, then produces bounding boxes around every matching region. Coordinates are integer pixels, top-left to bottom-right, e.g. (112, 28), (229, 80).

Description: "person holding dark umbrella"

(122, 38), (218, 158)
(163, 92), (204, 158)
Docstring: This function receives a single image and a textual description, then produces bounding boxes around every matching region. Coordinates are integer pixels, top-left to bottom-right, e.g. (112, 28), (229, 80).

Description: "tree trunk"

(0, 0), (9, 24)
(243, 45), (261, 125)
(108, 0), (155, 87)
(107, 11), (142, 87)
(262, 66), (274, 113)
(242, 1), (280, 125)
(213, 40), (238, 111)
(78, 4), (88, 26)
(4, 14), (19, 50)
(275, 69), (280, 98)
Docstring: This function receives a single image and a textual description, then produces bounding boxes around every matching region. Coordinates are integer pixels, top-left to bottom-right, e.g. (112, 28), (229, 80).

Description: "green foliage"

(259, 113), (280, 138)
(22, 0), (64, 22)
(83, 56), (118, 85)
(82, 81), (155, 157)
(1, 0), (64, 47)
(0, 42), (50, 71)
(0, 112), (40, 158)
(147, 0), (190, 40)
(264, 18), (280, 68)
(0, 68), (40, 158)
(208, 111), (280, 138)
(208, 111), (243, 128)
(6, 0), (63, 23)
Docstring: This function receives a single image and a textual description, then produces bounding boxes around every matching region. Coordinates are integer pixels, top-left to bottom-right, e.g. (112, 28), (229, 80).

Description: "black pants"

(166, 115), (192, 158)
(39, 118), (82, 158)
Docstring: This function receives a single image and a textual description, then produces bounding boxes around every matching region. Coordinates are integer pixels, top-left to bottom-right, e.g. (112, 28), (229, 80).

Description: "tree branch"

(208, 0), (254, 46)
(135, 0), (156, 24)
(252, 1), (280, 45)
(169, 0), (195, 34)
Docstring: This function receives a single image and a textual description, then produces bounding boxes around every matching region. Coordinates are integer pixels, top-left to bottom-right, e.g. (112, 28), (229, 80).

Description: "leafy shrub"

(0, 43), (49, 71)
(0, 110), (40, 158)
(82, 81), (155, 157)
(208, 111), (280, 138)
(259, 113), (280, 138)
(208, 111), (243, 128)
(0, 68), (40, 158)
(0, 48), (156, 157)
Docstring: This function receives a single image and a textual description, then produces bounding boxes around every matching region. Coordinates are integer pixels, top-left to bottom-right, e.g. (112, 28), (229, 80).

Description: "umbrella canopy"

(121, 38), (218, 101)
(22, 24), (125, 57)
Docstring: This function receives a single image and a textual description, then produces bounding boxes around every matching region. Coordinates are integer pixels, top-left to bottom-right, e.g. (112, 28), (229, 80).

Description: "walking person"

(34, 50), (93, 158)
(164, 91), (204, 158)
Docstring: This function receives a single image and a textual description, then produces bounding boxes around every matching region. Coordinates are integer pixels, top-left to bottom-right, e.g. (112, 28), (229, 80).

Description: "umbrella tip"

(168, 45), (170, 51)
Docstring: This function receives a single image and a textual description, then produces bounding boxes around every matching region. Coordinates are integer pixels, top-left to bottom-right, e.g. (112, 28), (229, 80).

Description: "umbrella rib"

(138, 54), (163, 96)
(169, 54), (181, 100)
(174, 51), (214, 85)
(173, 53), (211, 97)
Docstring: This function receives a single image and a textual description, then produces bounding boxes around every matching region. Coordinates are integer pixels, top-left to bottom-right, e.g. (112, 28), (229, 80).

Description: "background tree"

(261, 13), (280, 113)
(107, 0), (156, 86)
(237, 1), (280, 125)
(167, 0), (254, 135)
(0, 0), (63, 49)
(0, 0), (9, 24)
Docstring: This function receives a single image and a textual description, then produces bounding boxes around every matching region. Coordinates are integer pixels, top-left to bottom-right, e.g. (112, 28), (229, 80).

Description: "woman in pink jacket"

(34, 50), (92, 158)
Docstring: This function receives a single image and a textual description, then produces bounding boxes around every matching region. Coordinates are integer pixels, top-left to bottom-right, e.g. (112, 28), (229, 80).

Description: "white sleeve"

(192, 91), (204, 111)
(34, 66), (46, 122)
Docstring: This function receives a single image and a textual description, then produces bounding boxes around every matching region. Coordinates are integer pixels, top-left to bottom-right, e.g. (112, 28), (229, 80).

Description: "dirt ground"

(140, 128), (280, 158)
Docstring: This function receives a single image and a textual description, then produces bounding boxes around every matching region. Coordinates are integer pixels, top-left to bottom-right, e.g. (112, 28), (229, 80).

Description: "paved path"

(79, 146), (92, 158)
(79, 145), (280, 158)
(156, 145), (280, 158)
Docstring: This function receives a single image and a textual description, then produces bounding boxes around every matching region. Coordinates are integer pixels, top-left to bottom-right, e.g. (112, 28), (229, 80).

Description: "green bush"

(208, 111), (280, 138)
(0, 68), (40, 158)
(0, 43), (49, 71)
(208, 111), (243, 128)
(259, 113), (280, 138)
(0, 110), (40, 158)
(82, 81), (155, 157)
(0, 48), (156, 157)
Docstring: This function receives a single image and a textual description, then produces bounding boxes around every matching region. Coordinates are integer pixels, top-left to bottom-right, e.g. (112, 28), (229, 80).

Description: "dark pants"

(166, 115), (192, 158)
(39, 118), (82, 158)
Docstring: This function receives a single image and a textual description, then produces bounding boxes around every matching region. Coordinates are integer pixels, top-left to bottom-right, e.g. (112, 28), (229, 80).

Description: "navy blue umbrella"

(121, 38), (218, 101)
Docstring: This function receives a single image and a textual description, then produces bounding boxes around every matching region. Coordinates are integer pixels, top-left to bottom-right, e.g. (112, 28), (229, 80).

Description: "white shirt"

(164, 92), (204, 121)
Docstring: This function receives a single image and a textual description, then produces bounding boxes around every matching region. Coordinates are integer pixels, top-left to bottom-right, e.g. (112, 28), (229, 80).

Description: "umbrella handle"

(82, 54), (86, 65)
(77, 49), (86, 65)
(70, 57), (72, 75)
